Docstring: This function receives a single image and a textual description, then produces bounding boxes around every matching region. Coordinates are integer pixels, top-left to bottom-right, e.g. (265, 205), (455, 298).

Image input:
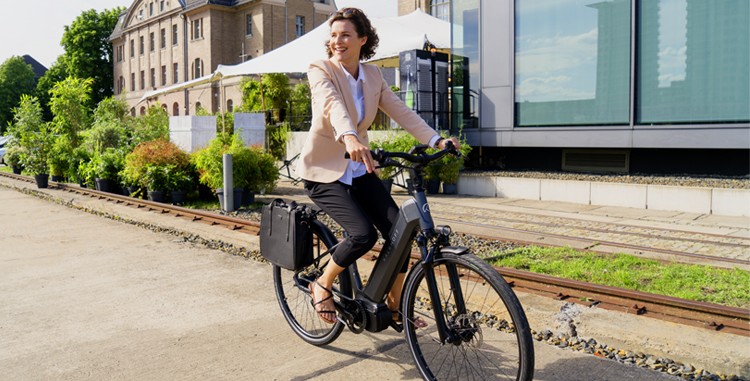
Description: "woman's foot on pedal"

(393, 311), (428, 329)
(309, 280), (337, 324)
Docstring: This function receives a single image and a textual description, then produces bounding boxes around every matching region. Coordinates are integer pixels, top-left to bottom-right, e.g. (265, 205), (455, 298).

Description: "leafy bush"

(266, 122), (289, 161)
(192, 133), (278, 193)
(4, 144), (25, 168)
(438, 138), (472, 185)
(121, 138), (193, 189)
(95, 147), (125, 181)
(9, 95), (53, 175)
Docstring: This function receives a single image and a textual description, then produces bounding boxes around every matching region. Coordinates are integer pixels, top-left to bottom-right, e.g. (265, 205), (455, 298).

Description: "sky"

(0, 0), (396, 70)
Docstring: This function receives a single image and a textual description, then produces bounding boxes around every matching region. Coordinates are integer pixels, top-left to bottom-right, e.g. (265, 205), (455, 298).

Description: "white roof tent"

(140, 9), (449, 102)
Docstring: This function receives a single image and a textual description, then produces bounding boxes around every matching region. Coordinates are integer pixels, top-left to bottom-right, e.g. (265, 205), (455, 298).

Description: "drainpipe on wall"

(182, 13), (189, 115)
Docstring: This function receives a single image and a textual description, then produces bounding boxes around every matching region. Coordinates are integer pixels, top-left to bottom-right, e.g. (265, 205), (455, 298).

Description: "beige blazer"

(296, 57), (438, 183)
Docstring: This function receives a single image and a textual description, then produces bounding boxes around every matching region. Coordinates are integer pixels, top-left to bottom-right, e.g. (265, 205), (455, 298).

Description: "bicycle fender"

(440, 246), (469, 255)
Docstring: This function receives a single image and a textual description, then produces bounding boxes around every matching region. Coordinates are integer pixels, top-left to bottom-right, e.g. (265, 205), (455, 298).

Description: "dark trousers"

(304, 172), (406, 272)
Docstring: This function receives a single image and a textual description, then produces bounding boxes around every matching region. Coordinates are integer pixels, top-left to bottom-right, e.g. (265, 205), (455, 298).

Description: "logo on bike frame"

(422, 204), (430, 214)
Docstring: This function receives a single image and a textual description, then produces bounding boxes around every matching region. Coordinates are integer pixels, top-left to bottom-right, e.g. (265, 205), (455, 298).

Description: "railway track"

(2, 171), (748, 337)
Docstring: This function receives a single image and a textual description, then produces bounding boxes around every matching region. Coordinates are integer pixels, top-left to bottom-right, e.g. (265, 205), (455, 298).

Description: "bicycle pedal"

(389, 320), (403, 333)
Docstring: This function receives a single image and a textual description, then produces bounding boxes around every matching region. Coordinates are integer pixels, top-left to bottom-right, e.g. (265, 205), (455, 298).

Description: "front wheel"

(402, 252), (534, 381)
(272, 221), (351, 346)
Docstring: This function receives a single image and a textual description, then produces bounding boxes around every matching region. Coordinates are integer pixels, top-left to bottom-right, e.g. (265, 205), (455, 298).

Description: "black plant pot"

(95, 178), (117, 193)
(12, 165), (23, 175)
(216, 188), (243, 210)
(34, 174), (49, 189)
(170, 190), (187, 205)
(51, 175), (64, 182)
(242, 189), (255, 205)
(126, 186), (141, 198)
(425, 179), (441, 194)
(148, 190), (166, 203)
(442, 183), (458, 195)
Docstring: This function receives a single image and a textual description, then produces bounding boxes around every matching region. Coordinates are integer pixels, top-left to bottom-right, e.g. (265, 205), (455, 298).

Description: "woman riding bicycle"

(295, 7), (460, 325)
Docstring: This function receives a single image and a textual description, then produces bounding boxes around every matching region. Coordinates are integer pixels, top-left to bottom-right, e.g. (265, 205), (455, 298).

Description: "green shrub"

(192, 133), (278, 193)
(121, 138), (194, 189)
(4, 144), (25, 168)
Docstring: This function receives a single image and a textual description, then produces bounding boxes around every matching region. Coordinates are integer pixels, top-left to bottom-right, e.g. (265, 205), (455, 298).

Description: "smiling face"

(329, 19), (367, 65)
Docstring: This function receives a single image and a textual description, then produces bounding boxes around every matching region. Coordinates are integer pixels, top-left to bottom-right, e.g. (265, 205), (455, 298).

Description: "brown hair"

(325, 7), (379, 61)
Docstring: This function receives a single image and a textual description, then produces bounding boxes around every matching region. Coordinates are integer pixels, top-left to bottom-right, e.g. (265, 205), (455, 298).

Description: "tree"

(239, 74), (292, 122)
(8, 95), (53, 175)
(36, 57), (70, 121)
(49, 76), (93, 149)
(0, 56), (37, 134)
(61, 7), (123, 107)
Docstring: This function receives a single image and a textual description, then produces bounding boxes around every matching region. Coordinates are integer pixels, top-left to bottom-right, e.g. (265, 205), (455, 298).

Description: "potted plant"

(438, 138), (472, 195)
(93, 148), (124, 193)
(192, 133), (259, 209)
(48, 137), (72, 182)
(166, 165), (194, 205)
(23, 146), (52, 188)
(143, 164), (169, 202)
(9, 95), (52, 188)
(4, 144), (25, 174)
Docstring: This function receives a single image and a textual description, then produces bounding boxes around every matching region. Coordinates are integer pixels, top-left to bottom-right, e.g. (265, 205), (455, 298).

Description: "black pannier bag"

(260, 199), (313, 270)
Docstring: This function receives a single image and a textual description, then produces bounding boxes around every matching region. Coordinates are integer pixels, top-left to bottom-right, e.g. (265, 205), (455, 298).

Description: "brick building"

(110, 0), (335, 116)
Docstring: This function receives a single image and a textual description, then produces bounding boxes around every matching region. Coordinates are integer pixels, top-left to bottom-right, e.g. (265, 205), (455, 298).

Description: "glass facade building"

(450, 0), (749, 156)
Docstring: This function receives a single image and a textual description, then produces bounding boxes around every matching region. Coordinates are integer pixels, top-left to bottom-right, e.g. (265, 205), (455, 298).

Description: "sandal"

(309, 280), (337, 324)
(392, 310), (428, 329)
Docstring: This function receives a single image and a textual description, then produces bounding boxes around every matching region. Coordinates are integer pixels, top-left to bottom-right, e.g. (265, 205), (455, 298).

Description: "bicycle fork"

(419, 242), (469, 346)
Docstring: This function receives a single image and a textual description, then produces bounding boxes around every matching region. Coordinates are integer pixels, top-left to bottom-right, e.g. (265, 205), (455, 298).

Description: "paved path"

(0, 186), (682, 380)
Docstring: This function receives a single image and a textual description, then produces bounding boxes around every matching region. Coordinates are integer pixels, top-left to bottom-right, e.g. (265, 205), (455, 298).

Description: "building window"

(131, 107), (136, 117)
(195, 102), (202, 113)
(227, 99), (234, 112)
(160, 28), (166, 49)
(173, 102), (179, 116)
(139, 36), (144, 55)
(140, 70), (145, 89)
(193, 58), (203, 79)
(161, 65), (167, 86)
(150, 32), (155, 52)
(637, 0), (749, 124)
(140, 106), (147, 115)
(295, 16), (305, 37)
(160, 0), (165, 12)
(450, 0), (479, 128)
(172, 24), (178, 46)
(430, 0), (450, 22)
(130, 73), (135, 91)
(150, 68), (155, 88)
(173, 62), (179, 84)
(192, 18), (203, 40)
(246, 14), (253, 36)
(149, 2), (154, 16)
(514, 0), (631, 126)
(130, 39), (135, 57)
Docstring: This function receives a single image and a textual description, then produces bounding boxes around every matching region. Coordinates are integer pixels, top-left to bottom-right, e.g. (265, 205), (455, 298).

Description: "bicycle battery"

(260, 199), (313, 271)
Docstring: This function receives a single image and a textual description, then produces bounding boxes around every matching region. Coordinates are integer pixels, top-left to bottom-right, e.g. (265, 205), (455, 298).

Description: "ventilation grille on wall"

(562, 149), (630, 173)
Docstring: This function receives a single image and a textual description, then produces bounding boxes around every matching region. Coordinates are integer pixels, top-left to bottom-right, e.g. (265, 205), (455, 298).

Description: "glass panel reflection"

(515, 0), (631, 126)
(638, 0), (750, 124)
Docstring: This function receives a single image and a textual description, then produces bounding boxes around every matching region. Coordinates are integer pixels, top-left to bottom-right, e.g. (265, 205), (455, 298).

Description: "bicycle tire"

(402, 252), (534, 381)
(273, 221), (351, 346)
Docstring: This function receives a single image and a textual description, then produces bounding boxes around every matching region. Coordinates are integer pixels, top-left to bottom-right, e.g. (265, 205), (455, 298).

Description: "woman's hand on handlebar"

(437, 136), (460, 152)
(343, 134), (376, 173)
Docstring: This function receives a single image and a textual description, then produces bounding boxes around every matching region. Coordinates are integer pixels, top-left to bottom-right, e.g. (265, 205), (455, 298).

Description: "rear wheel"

(402, 252), (534, 380)
(273, 221), (351, 346)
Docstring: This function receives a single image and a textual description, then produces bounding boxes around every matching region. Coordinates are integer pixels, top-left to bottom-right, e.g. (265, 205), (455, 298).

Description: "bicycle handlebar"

(344, 141), (460, 168)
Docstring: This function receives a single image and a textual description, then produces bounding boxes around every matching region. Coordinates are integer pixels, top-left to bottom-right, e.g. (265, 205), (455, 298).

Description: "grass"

(488, 246), (750, 308)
